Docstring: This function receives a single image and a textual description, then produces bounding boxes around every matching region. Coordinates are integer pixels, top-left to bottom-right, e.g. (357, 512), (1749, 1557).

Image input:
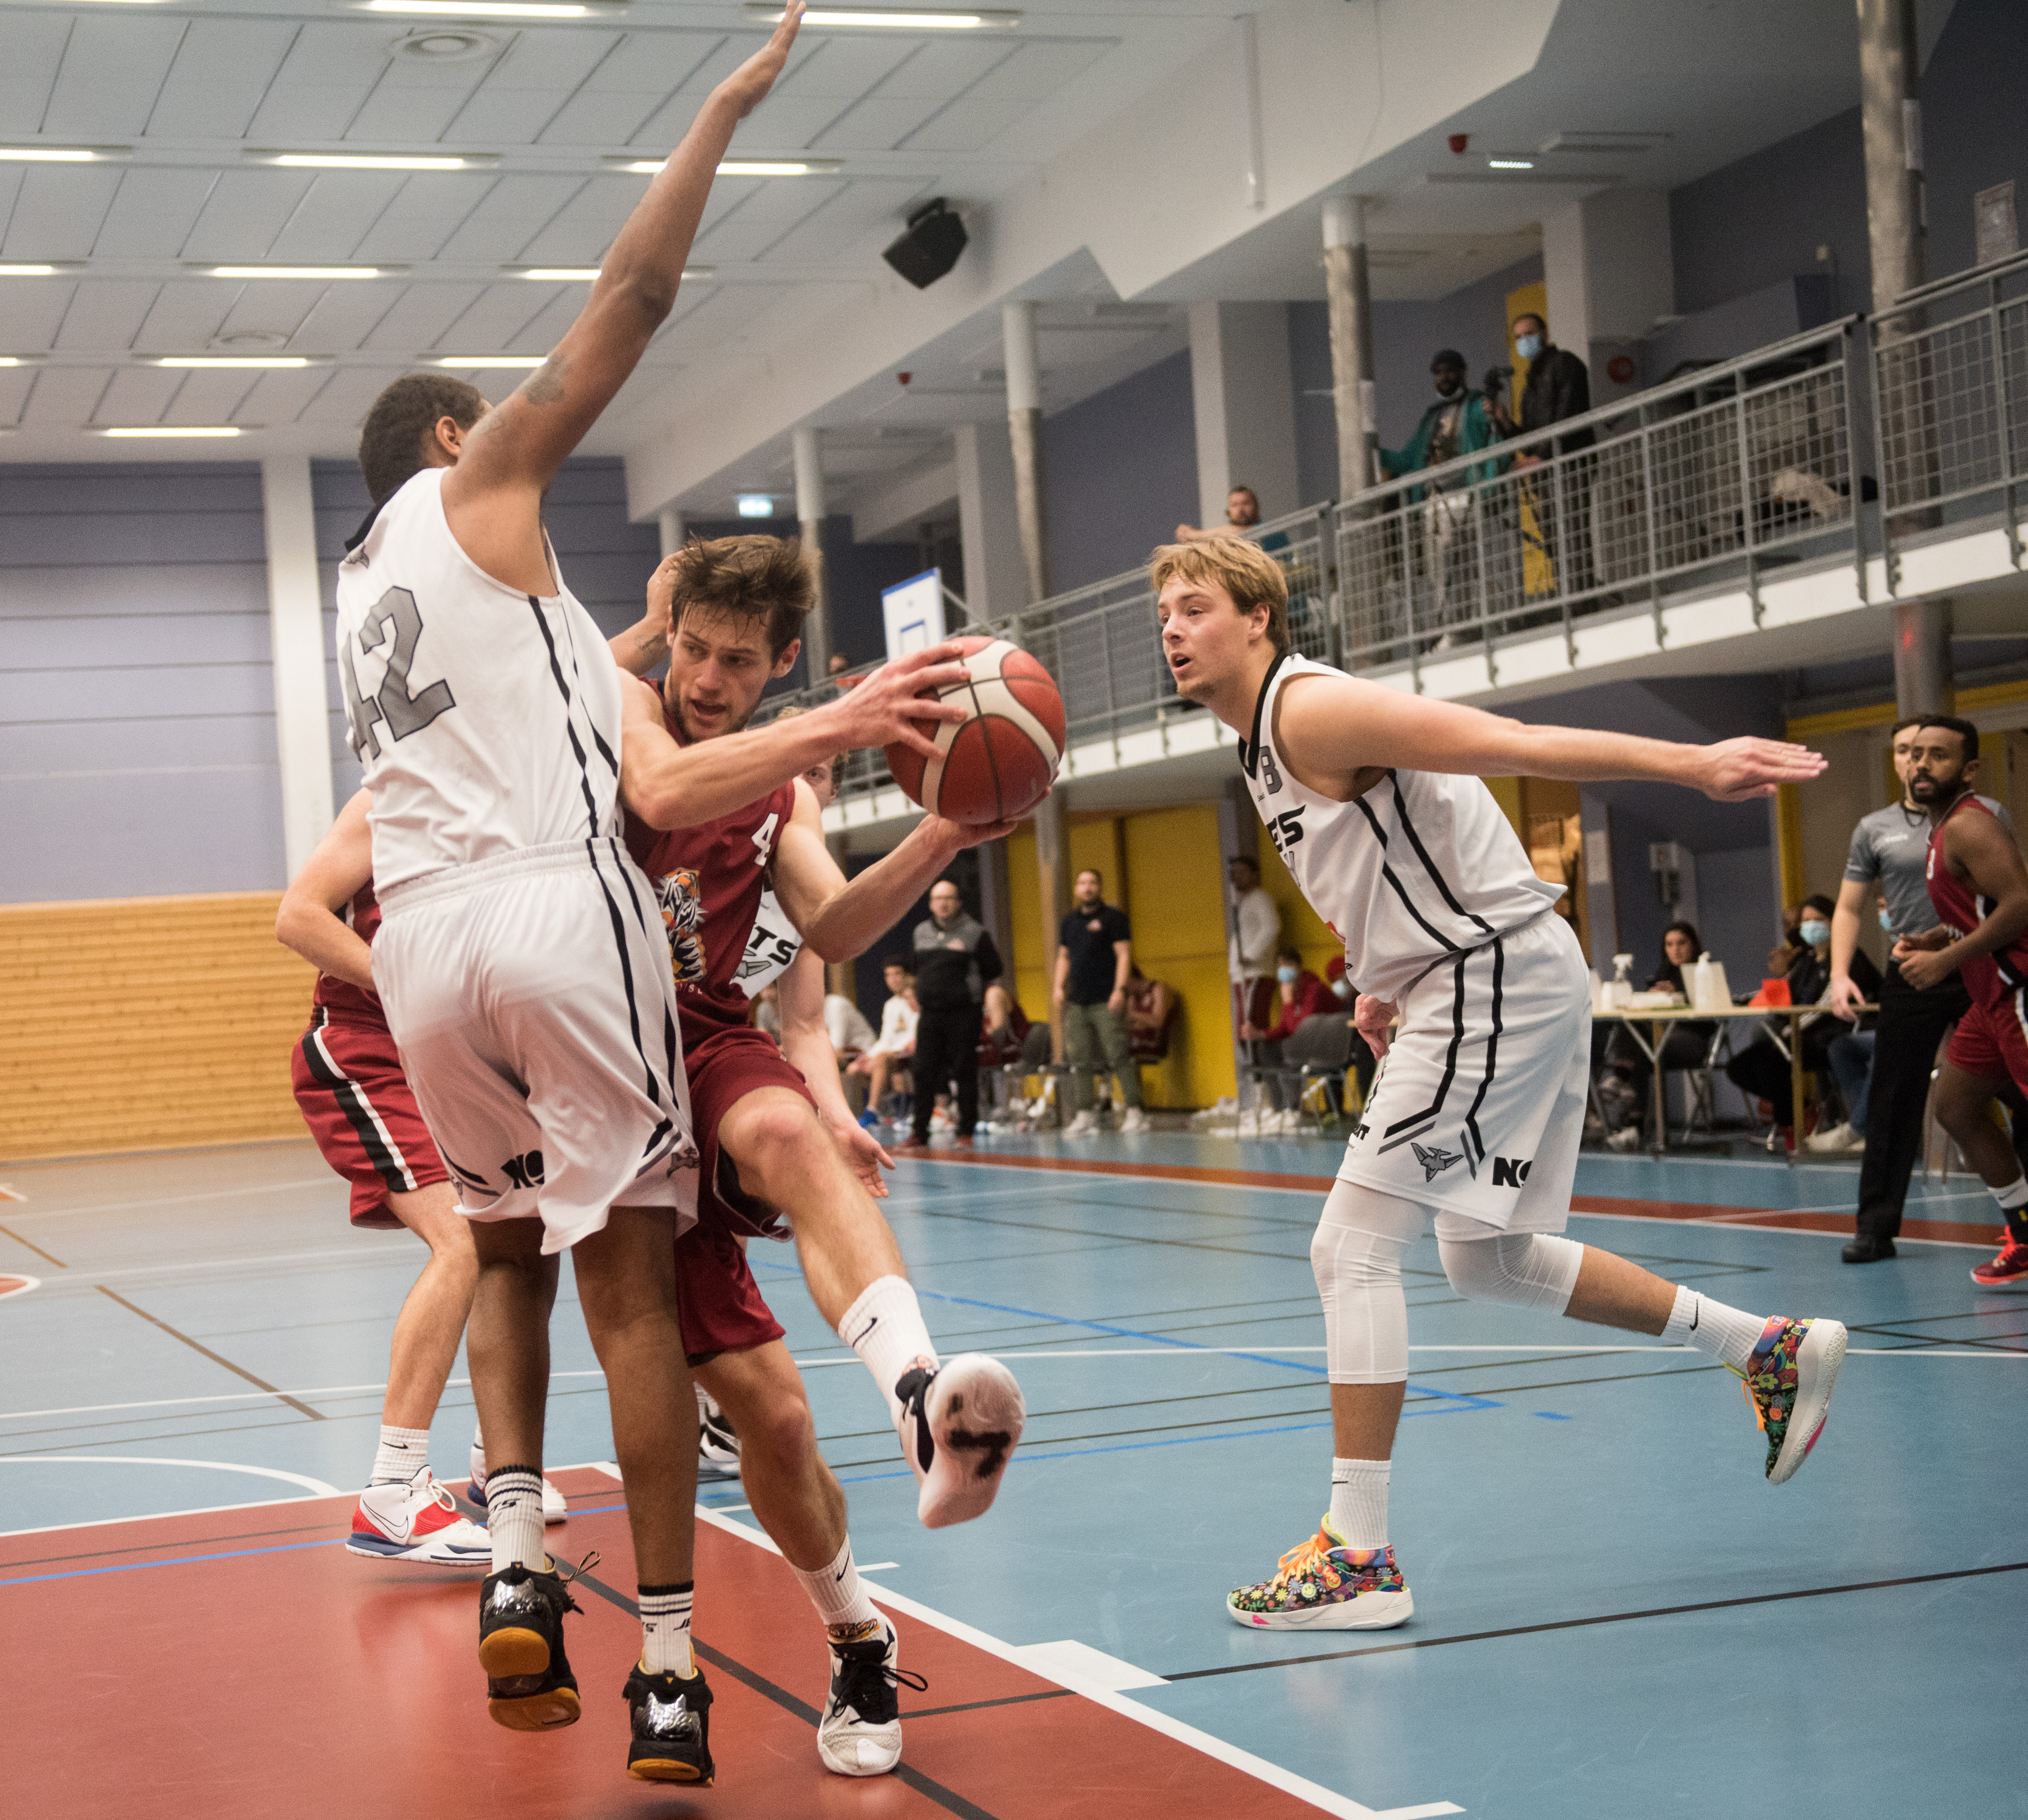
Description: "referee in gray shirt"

(1830, 718), (2024, 1262)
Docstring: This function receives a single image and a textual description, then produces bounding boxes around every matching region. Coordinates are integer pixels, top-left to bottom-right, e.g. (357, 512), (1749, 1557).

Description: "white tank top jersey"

(1239, 653), (1566, 1001)
(335, 467), (625, 891)
(734, 885), (804, 998)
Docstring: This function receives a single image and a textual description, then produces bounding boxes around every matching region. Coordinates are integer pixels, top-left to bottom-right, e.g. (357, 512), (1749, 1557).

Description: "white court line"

(0, 1274), (40, 1300)
(0, 1455), (340, 1497)
(26, 1241), (419, 1287)
(695, 1504), (1462, 1820)
(0, 1178), (341, 1224)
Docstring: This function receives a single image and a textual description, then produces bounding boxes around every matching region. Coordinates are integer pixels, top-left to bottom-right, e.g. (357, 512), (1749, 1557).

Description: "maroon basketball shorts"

(291, 1007), (449, 1230)
(1946, 989), (2028, 1099)
(672, 1014), (817, 1362)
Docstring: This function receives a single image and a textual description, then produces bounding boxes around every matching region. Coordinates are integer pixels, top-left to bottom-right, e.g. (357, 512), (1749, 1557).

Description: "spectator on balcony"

(1502, 313), (1598, 601)
(1381, 351), (1504, 640)
(826, 651), (850, 677)
(1177, 485), (1264, 544)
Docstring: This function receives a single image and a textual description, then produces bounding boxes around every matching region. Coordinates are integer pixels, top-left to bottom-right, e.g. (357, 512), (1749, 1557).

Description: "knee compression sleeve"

(1311, 1183), (1424, 1384)
(1434, 1216), (1584, 1313)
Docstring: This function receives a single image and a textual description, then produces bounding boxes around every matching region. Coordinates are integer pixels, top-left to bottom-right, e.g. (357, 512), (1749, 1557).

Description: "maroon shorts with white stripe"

(1946, 991), (2028, 1099)
(291, 1008), (450, 1230)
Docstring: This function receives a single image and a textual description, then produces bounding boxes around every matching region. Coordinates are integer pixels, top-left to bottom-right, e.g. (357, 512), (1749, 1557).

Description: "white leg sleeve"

(1312, 1182), (1426, 1385)
(1434, 1211), (1584, 1313)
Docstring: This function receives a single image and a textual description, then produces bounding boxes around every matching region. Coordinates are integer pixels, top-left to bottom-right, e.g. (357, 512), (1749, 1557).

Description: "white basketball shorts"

(375, 838), (699, 1253)
(1337, 911), (1589, 1233)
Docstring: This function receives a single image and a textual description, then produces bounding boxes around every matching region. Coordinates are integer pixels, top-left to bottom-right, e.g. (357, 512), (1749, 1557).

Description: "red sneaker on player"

(348, 1467), (492, 1563)
(1971, 1240), (2028, 1289)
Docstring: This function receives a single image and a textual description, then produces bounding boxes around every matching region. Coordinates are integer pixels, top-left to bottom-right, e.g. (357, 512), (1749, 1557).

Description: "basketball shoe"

(1732, 1316), (1847, 1483)
(479, 1560), (584, 1730)
(894, 1355), (1026, 1527)
(1226, 1516), (1413, 1631)
(623, 1663), (714, 1783)
(818, 1617), (924, 1776)
(1970, 1241), (2028, 1289)
(347, 1467), (491, 1563)
(468, 1443), (569, 1524)
(697, 1385), (741, 1482)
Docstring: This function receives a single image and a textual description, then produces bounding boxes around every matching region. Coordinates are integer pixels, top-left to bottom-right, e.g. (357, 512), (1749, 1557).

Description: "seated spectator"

(1597, 921), (1719, 1151)
(849, 957), (918, 1128)
(977, 979), (1030, 1069)
(751, 979), (782, 1043)
(1725, 895), (1882, 1144)
(1123, 967), (1178, 1062)
(1245, 945), (1333, 1043)
(825, 987), (878, 1113)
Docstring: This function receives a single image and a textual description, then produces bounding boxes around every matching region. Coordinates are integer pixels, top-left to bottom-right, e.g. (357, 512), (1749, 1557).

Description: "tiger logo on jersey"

(652, 867), (707, 985)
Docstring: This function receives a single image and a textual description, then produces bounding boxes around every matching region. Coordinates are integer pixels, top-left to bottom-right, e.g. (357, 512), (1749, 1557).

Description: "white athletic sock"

(1660, 1287), (1769, 1373)
(639, 1582), (696, 1678)
(371, 1424), (432, 1487)
(789, 1535), (881, 1635)
(483, 1466), (547, 1573)
(837, 1276), (939, 1429)
(1992, 1174), (2028, 1211)
(1329, 1458), (1391, 1551)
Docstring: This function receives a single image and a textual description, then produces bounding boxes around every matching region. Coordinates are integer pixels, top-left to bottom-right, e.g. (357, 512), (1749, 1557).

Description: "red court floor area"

(3, 1467), (1332, 1820)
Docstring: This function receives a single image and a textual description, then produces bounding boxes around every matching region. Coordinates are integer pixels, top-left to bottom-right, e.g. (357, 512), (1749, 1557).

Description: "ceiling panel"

(535, 30), (725, 145)
(432, 174), (587, 262)
(691, 179), (845, 263)
(21, 366), (112, 427)
(813, 94), (948, 153)
(42, 17), (188, 142)
(759, 177), (922, 264)
(132, 281), (237, 354)
(873, 39), (1016, 101)
(437, 26), (623, 146)
(358, 283), (488, 352)
(0, 366), (34, 426)
(712, 94), (853, 152)
(266, 170), (410, 264)
(2, 167), (123, 262)
(347, 39), (506, 146)
(92, 168), (220, 263)
(212, 277), (327, 341)
(236, 366), (338, 426)
(304, 364), (413, 429)
(0, 277), (74, 354)
(509, 284), (592, 352)
(773, 36), (915, 101)
(513, 175), (645, 266)
(900, 94), (1034, 155)
(92, 365), (183, 426)
(244, 23), (398, 144)
(0, 15), (74, 138)
(286, 279), (405, 352)
(180, 169), (318, 263)
(146, 19), (300, 140)
(161, 368), (260, 425)
(348, 172), (497, 264)
(431, 283), (554, 354)
(53, 281), (162, 353)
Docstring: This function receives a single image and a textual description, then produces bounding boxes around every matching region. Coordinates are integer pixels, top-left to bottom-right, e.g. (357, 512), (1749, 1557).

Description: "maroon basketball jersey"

(623, 693), (797, 1032)
(311, 883), (388, 1025)
(1927, 793), (2028, 1008)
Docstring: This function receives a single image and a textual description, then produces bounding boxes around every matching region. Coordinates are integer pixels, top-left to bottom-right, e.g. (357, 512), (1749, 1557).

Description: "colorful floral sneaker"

(1970, 1241), (2028, 1290)
(1732, 1316), (1847, 1485)
(1226, 1517), (1413, 1631)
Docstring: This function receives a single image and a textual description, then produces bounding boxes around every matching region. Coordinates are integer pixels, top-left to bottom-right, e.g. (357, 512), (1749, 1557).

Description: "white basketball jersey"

(1239, 653), (1565, 1001)
(335, 468), (624, 891)
(734, 885), (804, 998)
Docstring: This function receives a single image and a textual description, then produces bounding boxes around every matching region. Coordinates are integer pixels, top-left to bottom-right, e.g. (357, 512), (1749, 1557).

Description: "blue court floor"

(2, 1133), (2023, 1818)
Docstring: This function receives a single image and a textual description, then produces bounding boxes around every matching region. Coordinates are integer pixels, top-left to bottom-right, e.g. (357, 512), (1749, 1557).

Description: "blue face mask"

(1515, 332), (1544, 360)
(1878, 908), (1895, 933)
(1799, 920), (1830, 947)
(1276, 966), (1299, 985)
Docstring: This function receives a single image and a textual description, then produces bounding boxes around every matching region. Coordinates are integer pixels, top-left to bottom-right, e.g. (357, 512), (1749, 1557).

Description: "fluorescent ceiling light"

(0, 356), (43, 366)
(255, 152), (496, 171)
(151, 355), (318, 368)
(1486, 158), (1534, 170)
(736, 494), (774, 517)
(512, 266), (712, 280)
(100, 426), (248, 438)
(743, 5), (1019, 25)
(357, 0), (616, 16)
(605, 157), (838, 177)
(0, 265), (65, 277)
(0, 147), (126, 164)
(435, 354), (548, 367)
(211, 266), (384, 279)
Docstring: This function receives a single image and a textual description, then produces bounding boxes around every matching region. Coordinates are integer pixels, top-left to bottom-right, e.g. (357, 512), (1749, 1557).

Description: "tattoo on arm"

(526, 357), (568, 406)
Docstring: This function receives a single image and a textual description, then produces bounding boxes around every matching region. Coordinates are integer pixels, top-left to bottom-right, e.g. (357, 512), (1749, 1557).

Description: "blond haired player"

(1152, 535), (1849, 1632)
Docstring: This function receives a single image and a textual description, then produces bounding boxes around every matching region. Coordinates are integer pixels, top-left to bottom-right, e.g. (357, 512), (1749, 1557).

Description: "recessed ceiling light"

(209, 266), (387, 279)
(1487, 158), (1534, 170)
(355, 0), (621, 16)
(742, 5), (1019, 26)
(100, 426), (249, 438)
(0, 146), (129, 164)
(151, 355), (322, 368)
(434, 354), (548, 367)
(510, 265), (712, 280)
(737, 494), (775, 517)
(251, 151), (498, 171)
(391, 26), (501, 59)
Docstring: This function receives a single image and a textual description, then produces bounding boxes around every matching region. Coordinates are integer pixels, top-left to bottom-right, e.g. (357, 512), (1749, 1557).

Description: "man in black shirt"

(1506, 311), (1597, 599)
(1052, 868), (1148, 1135)
(904, 878), (1002, 1149)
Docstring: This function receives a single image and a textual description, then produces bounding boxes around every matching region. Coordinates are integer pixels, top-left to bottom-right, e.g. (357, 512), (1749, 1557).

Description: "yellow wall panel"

(1120, 804), (1233, 1105)
(0, 893), (316, 1161)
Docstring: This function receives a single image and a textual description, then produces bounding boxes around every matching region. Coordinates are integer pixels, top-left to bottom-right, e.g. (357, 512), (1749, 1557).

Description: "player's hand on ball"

(923, 812), (1024, 850)
(1696, 737), (1825, 801)
(822, 644), (973, 759)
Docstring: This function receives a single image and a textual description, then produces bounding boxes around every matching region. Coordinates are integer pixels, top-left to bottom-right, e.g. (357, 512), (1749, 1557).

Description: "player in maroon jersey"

(1891, 717), (2028, 1287)
(615, 535), (1030, 1774)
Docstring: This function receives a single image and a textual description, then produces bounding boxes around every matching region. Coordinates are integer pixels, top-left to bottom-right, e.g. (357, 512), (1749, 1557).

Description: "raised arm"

(275, 789), (377, 993)
(609, 554), (679, 677)
(1273, 670), (1825, 802)
(1893, 810), (2028, 991)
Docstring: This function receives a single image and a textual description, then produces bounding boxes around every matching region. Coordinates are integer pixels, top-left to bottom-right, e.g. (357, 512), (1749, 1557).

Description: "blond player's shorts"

(1337, 911), (1589, 1233)
(375, 838), (698, 1253)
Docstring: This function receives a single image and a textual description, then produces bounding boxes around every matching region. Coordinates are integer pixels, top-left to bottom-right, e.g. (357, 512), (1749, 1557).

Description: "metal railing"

(1333, 319), (1866, 679)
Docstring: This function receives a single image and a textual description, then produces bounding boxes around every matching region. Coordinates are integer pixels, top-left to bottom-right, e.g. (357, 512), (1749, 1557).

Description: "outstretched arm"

(275, 789), (377, 993)
(1893, 811), (2028, 990)
(1273, 671), (1824, 802)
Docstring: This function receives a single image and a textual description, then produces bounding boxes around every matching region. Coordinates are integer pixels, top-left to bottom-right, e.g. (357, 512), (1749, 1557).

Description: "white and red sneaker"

(468, 1443), (569, 1524)
(347, 1467), (492, 1563)
(895, 1354), (1025, 1528)
(1971, 1240), (2028, 1290)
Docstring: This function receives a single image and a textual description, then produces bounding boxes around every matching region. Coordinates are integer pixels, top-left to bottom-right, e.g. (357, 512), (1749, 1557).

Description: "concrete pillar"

(1322, 195), (1378, 500)
(953, 419), (1028, 622)
(1032, 791), (1068, 1062)
(975, 833), (1013, 975)
(260, 454), (335, 879)
(1893, 597), (1955, 717)
(1188, 300), (1300, 525)
(1541, 189), (1674, 403)
(657, 507), (683, 557)
(1859, 0), (1926, 312)
(1002, 300), (1051, 603)
(792, 425), (831, 681)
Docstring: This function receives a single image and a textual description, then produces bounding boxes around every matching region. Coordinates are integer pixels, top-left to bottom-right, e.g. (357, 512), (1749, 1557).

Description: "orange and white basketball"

(884, 636), (1065, 825)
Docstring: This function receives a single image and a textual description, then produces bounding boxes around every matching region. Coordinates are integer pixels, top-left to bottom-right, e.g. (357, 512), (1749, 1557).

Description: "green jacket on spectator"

(1380, 390), (1506, 493)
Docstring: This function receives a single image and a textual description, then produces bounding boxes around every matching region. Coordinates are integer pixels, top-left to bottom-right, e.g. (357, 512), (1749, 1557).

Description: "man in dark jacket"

(1507, 313), (1598, 598)
(904, 878), (1002, 1149)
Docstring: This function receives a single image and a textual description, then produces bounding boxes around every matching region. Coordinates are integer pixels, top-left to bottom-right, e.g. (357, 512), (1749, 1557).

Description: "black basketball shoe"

(478, 1562), (582, 1731)
(623, 1662), (715, 1784)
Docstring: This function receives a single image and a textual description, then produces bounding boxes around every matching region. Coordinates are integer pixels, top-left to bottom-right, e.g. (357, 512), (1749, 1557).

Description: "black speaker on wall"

(882, 198), (967, 290)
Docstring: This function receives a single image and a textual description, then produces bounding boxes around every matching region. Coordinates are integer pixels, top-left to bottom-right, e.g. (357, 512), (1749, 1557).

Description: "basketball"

(884, 636), (1066, 824)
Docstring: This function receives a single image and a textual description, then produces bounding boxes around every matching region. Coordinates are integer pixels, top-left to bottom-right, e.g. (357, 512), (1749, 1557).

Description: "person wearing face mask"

(1240, 946), (1335, 1130)
(1502, 313), (1597, 603)
(1380, 350), (1505, 644)
(1723, 894), (1880, 1148)
(1828, 719), (2025, 1260)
